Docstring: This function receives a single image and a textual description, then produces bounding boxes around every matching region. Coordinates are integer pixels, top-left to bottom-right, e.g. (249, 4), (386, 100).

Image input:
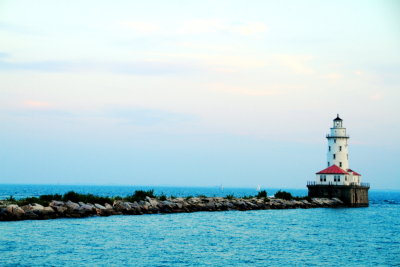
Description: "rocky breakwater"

(0, 197), (345, 221)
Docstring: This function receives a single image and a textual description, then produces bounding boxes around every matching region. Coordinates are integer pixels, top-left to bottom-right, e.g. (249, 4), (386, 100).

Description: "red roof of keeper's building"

(316, 164), (349, 175)
(347, 169), (361, 176)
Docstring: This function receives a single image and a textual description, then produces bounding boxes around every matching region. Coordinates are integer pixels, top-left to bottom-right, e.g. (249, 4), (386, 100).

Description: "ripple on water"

(0, 191), (400, 266)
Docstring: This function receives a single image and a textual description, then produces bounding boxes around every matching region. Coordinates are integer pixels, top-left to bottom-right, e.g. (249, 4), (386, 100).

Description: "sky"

(0, 0), (399, 189)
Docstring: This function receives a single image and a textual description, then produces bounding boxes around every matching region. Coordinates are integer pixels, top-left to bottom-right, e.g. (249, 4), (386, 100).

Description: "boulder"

(52, 205), (68, 214)
(145, 197), (159, 207)
(24, 210), (39, 219)
(0, 208), (10, 220)
(78, 204), (94, 213)
(42, 207), (55, 215)
(31, 203), (45, 212)
(65, 201), (80, 210)
(94, 203), (106, 210)
(113, 201), (132, 213)
(49, 200), (65, 207)
(6, 204), (25, 219)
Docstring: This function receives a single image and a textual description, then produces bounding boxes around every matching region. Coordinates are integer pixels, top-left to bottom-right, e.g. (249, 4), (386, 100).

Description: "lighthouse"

(307, 115), (369, 206)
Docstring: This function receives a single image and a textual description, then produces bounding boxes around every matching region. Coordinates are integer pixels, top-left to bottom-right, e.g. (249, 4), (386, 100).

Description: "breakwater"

(0, 196), (346, 221)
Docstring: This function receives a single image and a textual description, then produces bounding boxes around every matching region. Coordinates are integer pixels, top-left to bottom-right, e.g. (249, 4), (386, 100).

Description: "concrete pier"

(307, 182), (370, 207)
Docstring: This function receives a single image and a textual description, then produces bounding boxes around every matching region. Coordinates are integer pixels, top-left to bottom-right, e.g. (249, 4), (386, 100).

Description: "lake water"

(0, 185), (399, 266)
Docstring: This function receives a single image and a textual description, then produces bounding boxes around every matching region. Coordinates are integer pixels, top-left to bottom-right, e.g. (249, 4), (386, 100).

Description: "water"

(0, 185), (399, 266)
(0, 184), (309, 200)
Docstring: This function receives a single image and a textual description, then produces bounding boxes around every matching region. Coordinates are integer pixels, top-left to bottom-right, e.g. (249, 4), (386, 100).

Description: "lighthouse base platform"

(307, 183), (370, 207)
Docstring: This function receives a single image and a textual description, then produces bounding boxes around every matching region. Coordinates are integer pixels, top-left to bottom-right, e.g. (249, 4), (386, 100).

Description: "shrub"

(185, 196), (193, 200)
(225, 194), (234, 200)
(62, 191), (113, 205)
(197, 194), (207, 198)
(256, 190), (267, 198)
(16, 197), (42, 206)
(158, 194), (167, 201)
(274, 190), (293, 200)
(5, 195), (16, 202)
(125, 190), (155, 202)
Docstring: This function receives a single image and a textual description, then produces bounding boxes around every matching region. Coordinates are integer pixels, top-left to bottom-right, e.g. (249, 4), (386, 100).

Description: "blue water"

(1, 185), (399, 266)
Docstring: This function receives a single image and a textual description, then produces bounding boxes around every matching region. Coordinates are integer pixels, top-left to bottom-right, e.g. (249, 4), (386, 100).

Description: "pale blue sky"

(0, 0), (399, 189)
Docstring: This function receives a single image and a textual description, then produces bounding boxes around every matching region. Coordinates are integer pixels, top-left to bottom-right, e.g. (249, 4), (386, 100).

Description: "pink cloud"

(24, 100), (52, 108)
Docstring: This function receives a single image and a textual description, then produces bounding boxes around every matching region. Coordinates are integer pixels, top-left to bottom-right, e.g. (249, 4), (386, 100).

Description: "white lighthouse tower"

(327, 114), (349, 170)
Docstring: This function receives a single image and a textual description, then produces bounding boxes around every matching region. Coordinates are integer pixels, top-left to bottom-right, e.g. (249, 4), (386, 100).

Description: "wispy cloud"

(234, 22), (267, 36)
(116, 19), (267, 37)
(103, 107), (197, 126)
(370, 93), (383, 101)
(118, 20), (161, 34)
(23, 100), (52, 108)
(178, 19), (267, 36)
(4, 100), (76, 118)
(0, 58), (204, 75)
(211, 83), (281, 96)
(275, 54), (315, 75)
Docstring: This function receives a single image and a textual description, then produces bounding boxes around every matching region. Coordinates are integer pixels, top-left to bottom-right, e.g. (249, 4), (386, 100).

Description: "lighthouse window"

(333, 154), (336, 159)
(338, 177), (340, 182)
(334, 139), (336, 143)
(329, 146), (331, 151)
(339, 146), (342, 151)
(339, 162), (342, 167)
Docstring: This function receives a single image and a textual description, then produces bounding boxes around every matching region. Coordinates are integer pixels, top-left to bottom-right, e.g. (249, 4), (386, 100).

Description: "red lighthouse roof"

(347, 169), (362, 176)
(316, 165), (349, 175)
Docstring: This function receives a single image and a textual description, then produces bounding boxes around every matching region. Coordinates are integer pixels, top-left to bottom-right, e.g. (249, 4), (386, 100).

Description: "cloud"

(5, 101), (76, 118)
(0, 58), (204, 75)
(104, 107), (197, 126)
(24, 100), (52, 108)
(354, 70), (364, 76)
(234, 22), (267, 36)
(275, 54), (315, 75)
(0, 52), (10, 59)
(321, 73), (342, 81)
(177, 19), (267, 36)
(370, 93), (383, 101)
(118, 20), (160, 33)
(211, 83), (281, 96)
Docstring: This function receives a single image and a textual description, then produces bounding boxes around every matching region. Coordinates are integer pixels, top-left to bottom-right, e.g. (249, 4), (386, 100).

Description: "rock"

(42, 207), (55, 214)
(31, 203), (45, 211)
(0, 208), (10, 220)
(21, 204), (33, 212)
(6, 204), (25, 219)
(24, 210), (39, 219)
(49, 200), (65, 207)
(113, 201), (132, 212)
(94, 203), (106, 210)
(65, 201), (80, 210)
(52, 206), (68, 214)
(145, 197), (159, 207)
(78, 204), (94, 213)
(104, 203), (113, 209)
